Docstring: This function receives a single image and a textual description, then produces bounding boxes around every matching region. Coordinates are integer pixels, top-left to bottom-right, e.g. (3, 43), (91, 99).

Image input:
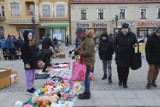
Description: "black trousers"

(117, 66), (129, 84)
(42, 57), (50, 71)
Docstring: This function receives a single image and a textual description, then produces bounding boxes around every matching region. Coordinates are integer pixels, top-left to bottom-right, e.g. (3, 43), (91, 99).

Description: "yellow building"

(0, 0), (70, 43)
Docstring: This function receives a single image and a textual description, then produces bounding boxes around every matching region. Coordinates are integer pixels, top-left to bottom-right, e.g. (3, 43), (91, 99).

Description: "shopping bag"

(131, 44), (142, 70)
(71, 61), (86, 81)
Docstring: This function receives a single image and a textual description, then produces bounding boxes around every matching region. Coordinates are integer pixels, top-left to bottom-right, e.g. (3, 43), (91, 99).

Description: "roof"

(70, 0), (160, 4)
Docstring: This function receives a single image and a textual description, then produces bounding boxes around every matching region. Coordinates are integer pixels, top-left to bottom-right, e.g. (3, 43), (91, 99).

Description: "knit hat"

(155, 27), (160, 33)
(121, 23), (129, 29)
(75, 27), (85, 38)
(85, 29), (94, 37)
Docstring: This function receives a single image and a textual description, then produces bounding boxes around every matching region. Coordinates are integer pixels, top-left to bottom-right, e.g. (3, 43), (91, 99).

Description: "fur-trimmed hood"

(85, 29), (94, 38)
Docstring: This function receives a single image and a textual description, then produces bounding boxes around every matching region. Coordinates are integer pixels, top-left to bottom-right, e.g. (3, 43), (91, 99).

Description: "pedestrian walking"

(21, 30), (37, 94)
(145, 27), (160, 89)
(75, 28), (95, 99)
(98, 32), (114, 83)
(114, 23), (138, 88)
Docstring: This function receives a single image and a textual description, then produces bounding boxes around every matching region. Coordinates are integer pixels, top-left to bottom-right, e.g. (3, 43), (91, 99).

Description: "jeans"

(84, 67), (91, 93)
(102, 60), (112, 77)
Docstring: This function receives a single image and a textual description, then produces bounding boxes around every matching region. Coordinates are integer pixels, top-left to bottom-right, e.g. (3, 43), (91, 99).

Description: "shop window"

(26, 2), (34, 16)
(158, 8), (160, 19)
(98, 9), (103, 20)
(0, 5), (5, 17)
(42, 5), (51, 17)
(119, 9), (125, 19)
(0, 27), (4, 38)
(56, 5), (65, 18)
(81, 9), (86, 20)
(140, 9), (146, 19)
(10, 2), (20, 16)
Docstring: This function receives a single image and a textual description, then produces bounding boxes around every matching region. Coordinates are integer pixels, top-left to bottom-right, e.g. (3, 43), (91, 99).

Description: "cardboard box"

(0, 76), (11, 89)
(59, 53), (65, 58)
(0, 69), (11, 89)
(0, 69), (11, 78)
(50, 53), (57, 59)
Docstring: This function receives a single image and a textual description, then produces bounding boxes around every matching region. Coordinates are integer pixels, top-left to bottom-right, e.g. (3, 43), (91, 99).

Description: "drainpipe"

(69, 0), (72, 45)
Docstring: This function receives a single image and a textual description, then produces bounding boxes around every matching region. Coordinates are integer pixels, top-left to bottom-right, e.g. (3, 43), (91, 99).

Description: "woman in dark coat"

(145, 27), (160, 89)
(114, 23), (137, 88)
(98, 32), (114, 83)
(21, 30), (37, 94)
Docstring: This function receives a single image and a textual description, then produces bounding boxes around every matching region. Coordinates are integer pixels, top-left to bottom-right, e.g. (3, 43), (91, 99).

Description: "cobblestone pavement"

(0, 45), (160, 107)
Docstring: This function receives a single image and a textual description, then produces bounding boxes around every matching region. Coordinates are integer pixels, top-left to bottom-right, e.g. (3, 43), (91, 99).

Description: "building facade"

(0, 0), (70, 43)
(70, 0), (160, 43)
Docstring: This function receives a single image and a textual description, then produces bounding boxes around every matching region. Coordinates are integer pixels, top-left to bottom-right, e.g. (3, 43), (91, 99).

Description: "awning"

(40, 23), (69, 27)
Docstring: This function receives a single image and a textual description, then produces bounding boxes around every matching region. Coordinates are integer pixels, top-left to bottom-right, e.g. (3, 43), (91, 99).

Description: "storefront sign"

(77, 22), (107, 28)
(137, 22), (160, 26)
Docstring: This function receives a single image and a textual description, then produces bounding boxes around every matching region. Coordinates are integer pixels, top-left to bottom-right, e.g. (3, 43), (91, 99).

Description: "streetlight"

(31, 16), (35, 34)
(115, 15), (118, 34)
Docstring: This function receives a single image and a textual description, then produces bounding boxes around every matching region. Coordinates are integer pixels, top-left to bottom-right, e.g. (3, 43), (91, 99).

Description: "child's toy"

(22, 104), (33, 107)
(31, 93), (59, 104)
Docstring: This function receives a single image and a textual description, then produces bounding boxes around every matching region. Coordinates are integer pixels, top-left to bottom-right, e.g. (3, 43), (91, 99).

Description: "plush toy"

(31, 93), (59, 104)
(36, 100), (49, 107)
(22, 104), (33, 107)
(60, 92), (70, 100)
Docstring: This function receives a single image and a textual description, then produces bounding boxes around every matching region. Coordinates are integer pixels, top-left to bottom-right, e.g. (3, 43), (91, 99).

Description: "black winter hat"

(23, 30), (33, 42)
(155, 27), (160, 33)
(121, 23), (129, 29)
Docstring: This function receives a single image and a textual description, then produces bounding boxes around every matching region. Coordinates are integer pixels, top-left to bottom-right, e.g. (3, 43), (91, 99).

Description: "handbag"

(131, 43), (142, 70)
(71, 52), (86, 81)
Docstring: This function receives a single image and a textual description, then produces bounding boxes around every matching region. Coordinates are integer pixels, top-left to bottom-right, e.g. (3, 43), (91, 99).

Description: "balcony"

(5, 19), (39, 24)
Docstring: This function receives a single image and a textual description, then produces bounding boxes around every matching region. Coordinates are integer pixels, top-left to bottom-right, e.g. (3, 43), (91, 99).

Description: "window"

(42, 5), (51, 17)
(56, 5), (65, 17)
(0, 5), (5, 17)
(0, 27), (4, 38)
(140, 9), (146, 19)
(98, 9), (103, 20)
(28, 3), (34, 16)
(119, 9), (125, 19)
(10, 2), (20, 16)
(158, 8), (160, 19)
(81, 9), (86, 20)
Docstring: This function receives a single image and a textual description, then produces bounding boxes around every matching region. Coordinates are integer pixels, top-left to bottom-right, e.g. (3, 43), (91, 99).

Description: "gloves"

(24, 63), (31, 69)
(74, 50), (79, 55)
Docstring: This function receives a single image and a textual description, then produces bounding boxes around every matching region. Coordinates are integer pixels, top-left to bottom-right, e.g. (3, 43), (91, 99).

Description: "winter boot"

(152, 82), (157, 87)
(118, 81), (122, 86)
(78, 92), (91, 99)
(102, 74), (107, 80)
(108, 76), (112, 83)
(146, 83), (152, 89)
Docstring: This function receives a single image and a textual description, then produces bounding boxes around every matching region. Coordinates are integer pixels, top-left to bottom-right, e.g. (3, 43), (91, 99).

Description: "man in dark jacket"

(145, 27), (160, 89)
(98, 32), (114, 83)
(42, 34), (55, 50)
(114, 23), (137, 88)
(42, 34), (56, 72)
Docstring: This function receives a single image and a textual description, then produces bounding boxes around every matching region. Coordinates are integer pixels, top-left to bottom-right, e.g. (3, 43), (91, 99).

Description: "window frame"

(0, 5), (5, 17)
(28, 3), (34, 16)
(97, 9), (104, 20)
(81, 9), (87, 20)
(157, 8), (160, 19)
(119, 9), (125, 19)
(10, 2), (20, 16)
(140, 8), (147, 19)
(42, 5), (51, 18)
(56, 5), (65, 18)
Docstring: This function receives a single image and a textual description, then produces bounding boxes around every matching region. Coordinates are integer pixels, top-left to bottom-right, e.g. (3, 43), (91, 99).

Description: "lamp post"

(115, 15), (118, 34)
(31, 16), (35, 34)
